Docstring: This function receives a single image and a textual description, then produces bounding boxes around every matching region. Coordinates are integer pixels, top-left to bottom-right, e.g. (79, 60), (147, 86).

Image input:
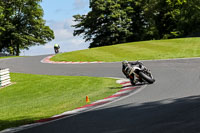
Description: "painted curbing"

(41, 55), (103, 64)
(35, 79), (138, 123)
(41, 55), (200, 65)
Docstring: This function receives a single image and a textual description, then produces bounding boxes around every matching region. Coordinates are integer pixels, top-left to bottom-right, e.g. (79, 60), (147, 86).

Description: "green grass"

(0, 73), (121, 131)
(51, 37), (200, 62)
(0, 56), (18, 59)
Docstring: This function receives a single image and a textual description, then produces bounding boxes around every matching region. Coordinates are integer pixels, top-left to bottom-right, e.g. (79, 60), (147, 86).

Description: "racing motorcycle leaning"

(122, 61), (155, 85)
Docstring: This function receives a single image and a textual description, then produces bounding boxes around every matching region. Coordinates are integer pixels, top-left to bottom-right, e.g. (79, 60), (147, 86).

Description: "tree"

(0, 0), (54, 55)
(73, 0), (132, 48)
(176, 0), (200, 37)
(0, 1), (6, 52)
(121, 0), (146, 41)
(73, 0), (200, 48)
(143, 0), (200, 39)
(0, 2), (4, 35)
(142, 0), (176, 39)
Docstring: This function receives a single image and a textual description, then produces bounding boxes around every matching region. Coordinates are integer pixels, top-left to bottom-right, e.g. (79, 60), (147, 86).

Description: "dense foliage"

(73, 0), (200, 48)
(0, 0), (54, 55)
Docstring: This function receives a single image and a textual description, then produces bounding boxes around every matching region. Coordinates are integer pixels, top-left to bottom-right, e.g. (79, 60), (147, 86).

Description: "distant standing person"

(54, 44), (60, 54)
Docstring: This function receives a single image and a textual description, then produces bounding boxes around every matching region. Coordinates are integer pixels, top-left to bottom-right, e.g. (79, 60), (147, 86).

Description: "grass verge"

(51, 37), (200, 62)
(0, 56), (18, 59)
(0, 73), (121, 131)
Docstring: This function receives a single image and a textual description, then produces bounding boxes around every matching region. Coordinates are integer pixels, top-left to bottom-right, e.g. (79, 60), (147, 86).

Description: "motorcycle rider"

(122, 60), (155, 85)
(54, 44), (60, 54)
(122, 60), (143, 79)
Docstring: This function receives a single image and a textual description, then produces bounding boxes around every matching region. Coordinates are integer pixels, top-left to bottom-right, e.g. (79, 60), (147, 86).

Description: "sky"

(22, 0), (90, 56)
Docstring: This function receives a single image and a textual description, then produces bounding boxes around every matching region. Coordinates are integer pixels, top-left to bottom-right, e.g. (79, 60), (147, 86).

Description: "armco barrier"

(0, 68), (11, 87)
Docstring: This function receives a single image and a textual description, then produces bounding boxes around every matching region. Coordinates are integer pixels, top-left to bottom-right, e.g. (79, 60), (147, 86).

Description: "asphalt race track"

(1, 55), (200, 133)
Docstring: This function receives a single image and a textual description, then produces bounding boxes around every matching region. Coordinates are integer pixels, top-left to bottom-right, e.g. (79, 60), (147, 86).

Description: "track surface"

(1, 56), (200, 133)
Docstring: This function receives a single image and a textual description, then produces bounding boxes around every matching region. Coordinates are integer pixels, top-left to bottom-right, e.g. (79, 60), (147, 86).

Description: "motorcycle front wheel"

(130, 74), (135, 85)
(138, 72), (155, 84)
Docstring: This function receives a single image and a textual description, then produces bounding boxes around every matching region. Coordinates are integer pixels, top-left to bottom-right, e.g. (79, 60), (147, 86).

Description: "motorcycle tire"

(130, 79), (135, 86)
(130, 74), (135, 86)
(138, 72), (155, 84)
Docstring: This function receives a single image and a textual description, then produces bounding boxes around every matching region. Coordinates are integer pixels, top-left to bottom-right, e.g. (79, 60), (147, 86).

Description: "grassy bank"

(51, 37), (200, 62)
(0, 73), (121, 131)
(0, 56), (18, 59)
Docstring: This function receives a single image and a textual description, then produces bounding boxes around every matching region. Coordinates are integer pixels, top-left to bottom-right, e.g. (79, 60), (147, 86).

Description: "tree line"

(0, 0), (54, 56)
(73, 0), (200, 48)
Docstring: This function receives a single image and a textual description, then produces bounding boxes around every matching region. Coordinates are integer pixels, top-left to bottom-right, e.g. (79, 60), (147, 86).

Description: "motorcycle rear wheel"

(138, 72), (155, 84)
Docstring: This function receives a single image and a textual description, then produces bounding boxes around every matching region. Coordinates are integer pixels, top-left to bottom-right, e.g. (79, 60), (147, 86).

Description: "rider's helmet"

(122, 60), (129, 66)
(54, 44), (59, 48)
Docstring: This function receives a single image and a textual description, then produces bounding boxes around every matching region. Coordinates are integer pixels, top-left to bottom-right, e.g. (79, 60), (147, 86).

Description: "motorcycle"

(122, 61), (155, 85)
(54, 48), (59, 54)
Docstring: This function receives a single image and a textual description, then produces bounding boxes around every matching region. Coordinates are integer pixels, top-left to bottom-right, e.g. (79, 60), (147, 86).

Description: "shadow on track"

(0, 118), (40, 132)
(15, 95), (200, 133)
